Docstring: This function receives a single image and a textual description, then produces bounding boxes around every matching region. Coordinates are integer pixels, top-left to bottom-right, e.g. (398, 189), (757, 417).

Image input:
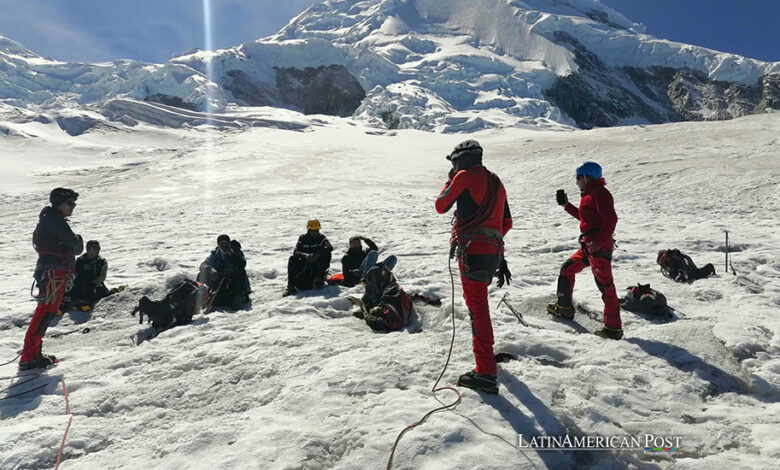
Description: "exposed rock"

(546, 32), (777, 128)
(223, 69), (273, 106)
(274, 65), (365, 117)
(380, 111), (400, 130)
(667, 69), (760, 120)
(545, 32), (672, 128)
(759, 74), (780, 111)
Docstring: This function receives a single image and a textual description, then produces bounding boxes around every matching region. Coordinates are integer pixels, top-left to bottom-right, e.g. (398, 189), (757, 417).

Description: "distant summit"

(1, 0), (779, 132)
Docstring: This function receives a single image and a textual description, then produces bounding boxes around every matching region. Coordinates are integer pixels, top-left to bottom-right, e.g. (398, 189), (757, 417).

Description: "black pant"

(288, 253), (331, 290)
(67, 281), (110, 304)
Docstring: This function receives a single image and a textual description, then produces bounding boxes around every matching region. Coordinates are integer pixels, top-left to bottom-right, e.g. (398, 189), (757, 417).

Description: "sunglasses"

(65, 200), (77, 208)
(576, 175), (584, 181)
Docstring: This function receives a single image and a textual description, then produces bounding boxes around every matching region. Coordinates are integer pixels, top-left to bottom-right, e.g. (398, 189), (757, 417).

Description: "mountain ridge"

(1, 0), (779, 133)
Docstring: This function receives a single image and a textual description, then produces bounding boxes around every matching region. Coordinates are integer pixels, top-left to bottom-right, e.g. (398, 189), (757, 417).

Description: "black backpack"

(620, 283), (671, 317)
(657, 249), (715, 283)
(133, 279), (207, 330)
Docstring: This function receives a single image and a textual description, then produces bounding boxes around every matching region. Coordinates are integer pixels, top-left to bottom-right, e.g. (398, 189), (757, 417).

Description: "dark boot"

(19, 353), (57, 371)
(457, 370), (498, 395)
(546, 303), (574, 320)
(594, 326), (623, 340)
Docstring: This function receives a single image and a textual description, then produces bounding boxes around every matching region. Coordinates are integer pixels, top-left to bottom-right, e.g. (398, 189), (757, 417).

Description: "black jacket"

(33, 207), (83, 270)
(341, 238), (378, 286)
(294, 233), (333, 257)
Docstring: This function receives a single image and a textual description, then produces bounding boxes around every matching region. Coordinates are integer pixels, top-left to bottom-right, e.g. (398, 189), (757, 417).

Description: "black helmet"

(446, 139), (483, 161)
(49, 188), (79, 207)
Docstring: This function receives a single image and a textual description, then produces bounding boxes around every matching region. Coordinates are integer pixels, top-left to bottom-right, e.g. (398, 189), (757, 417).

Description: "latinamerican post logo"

(518, 434), (682, 454)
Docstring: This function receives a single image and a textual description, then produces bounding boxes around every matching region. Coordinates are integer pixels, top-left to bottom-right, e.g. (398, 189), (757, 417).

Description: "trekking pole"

(724, 230), (729, 274)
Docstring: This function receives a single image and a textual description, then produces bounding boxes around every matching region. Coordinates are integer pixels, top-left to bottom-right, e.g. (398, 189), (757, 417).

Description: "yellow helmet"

(306, 219), (321, 230)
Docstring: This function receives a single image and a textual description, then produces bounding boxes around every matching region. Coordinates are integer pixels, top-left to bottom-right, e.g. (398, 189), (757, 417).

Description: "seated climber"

(340, 236), (378, 287)
(284, 219), (333, 296)
(64, 240), (123, 311)
(197, 234), (251, 309)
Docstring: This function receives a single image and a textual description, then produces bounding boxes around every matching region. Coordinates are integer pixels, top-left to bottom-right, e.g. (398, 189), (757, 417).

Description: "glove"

(496, 258), (512, 288)
(556, 189), (568, 206)
(448, 167), (458, 180)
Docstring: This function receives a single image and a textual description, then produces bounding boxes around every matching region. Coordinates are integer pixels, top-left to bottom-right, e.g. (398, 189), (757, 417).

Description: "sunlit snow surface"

(0, 111), (778, 469)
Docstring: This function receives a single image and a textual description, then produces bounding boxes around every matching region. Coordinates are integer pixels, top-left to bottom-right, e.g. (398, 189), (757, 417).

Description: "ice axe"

(202, 276), (226, 314)
(51, 327), (91, 338)
(497, 292), (529, 327)
(723, 230), (737, 275)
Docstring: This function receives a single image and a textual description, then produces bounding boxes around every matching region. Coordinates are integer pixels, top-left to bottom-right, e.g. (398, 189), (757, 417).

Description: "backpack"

(133, 279), (207, 330)
(657, 249), (715, 283)
(620, 283), (671, 317)
(361, 266), (414, 332)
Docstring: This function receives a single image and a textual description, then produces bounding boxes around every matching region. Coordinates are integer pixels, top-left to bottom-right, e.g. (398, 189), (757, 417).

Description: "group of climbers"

(18, 140), (714, 399)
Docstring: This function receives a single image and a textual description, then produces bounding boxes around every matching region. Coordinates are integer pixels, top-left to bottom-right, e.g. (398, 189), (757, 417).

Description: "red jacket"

(435, 165), (513, 236)
(564, 179), (617, 249)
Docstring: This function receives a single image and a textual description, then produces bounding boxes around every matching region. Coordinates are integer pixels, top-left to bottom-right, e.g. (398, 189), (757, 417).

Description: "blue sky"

(0, 0), (777, 63)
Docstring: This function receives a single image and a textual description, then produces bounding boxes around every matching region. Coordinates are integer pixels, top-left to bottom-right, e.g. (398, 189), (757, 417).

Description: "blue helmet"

(576, 161), (602, 179)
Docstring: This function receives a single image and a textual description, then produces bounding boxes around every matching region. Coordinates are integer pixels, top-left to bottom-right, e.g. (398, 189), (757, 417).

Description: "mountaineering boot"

(282, 286), (296, 297)
(546, 303), (574, 320)
(19, 353), (57, 371)
(594, 327), (623, 340)
(457, 370), (499, 395)
(313, 275), (325, 290)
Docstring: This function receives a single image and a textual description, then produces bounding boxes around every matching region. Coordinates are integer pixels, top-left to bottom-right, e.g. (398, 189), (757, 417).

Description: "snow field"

(0, 112), (778, 469)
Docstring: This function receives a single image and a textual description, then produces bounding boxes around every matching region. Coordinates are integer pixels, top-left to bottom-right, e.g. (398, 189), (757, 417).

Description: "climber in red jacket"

(548, 161), (622, 340)
(435, 140), (512, 394)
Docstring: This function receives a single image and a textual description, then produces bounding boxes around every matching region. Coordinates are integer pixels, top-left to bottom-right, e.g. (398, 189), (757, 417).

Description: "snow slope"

(0, 109), (778, 469)
(3, 0), (780, 132)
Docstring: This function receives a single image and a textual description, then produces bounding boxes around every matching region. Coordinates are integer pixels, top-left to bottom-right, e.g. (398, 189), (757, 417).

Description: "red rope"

(55, 377), (72, 470)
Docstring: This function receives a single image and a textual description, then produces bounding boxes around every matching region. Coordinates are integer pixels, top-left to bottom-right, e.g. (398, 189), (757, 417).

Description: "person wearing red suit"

(435, 140), (513, 394)
(548, 161), (623, 340)
(21, 188), (83, 370)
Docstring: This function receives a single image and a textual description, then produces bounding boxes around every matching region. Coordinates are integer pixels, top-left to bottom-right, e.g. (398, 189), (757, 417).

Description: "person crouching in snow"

(435, 140), (513, 395)
(21, 188), (83, 370)
(547, 161), (623, 340)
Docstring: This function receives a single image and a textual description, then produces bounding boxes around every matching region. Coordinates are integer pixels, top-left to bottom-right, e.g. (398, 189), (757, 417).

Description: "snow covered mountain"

(2, 0), (780, 133)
